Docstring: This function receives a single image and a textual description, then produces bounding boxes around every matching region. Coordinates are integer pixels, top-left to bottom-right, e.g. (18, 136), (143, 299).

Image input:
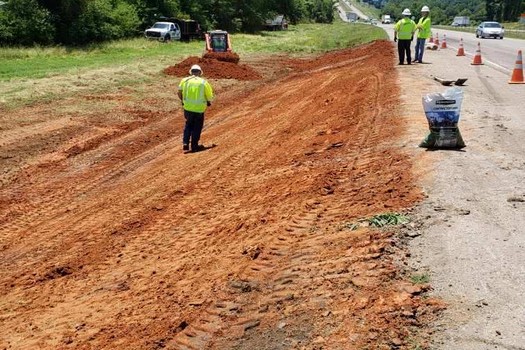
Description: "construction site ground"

(4, 37), (520, 350)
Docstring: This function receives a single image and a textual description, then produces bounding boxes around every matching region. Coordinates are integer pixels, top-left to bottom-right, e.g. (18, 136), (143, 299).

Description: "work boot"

(183, 144), (189, 151)
(191, 145), (206, 153)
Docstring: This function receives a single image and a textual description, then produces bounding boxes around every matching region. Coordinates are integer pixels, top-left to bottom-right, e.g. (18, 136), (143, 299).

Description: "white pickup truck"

(144, 22), (181, 42)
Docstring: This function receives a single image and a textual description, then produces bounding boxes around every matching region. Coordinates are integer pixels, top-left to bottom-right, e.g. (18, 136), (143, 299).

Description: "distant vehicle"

(157, 17), (201, 41)
(346, 12), (359, 22)
(451, 16), (470, 27)
(381, 15), (392, 24)
(144, 22), (181, 42)
(264, 15), (288, 31)
(476, 21), (504, 39)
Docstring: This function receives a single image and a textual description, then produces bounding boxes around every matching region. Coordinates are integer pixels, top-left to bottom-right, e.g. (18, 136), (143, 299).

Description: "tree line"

(0, 0), (336, 46)
(375, 0), (523, 24)
(486, 0), (524, 22)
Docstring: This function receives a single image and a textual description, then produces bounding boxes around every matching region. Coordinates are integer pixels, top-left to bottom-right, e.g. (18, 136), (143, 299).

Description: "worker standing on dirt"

(394, 9), (416, 65)
(414, 6), (431, 63)
(177, 64), (214, 153)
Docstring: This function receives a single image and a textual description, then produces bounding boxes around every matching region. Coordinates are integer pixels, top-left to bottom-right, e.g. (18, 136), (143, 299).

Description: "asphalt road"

(340, 0), (369, 21)
(379, 24), (525, 71)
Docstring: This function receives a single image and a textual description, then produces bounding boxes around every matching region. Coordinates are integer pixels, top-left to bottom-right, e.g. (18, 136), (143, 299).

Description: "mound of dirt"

(164, 56), (261, 81)
(202, 51), (240, 64)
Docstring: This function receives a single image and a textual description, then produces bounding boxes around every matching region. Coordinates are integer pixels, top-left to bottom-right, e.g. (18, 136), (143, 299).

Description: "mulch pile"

(163, 56), (261, 81)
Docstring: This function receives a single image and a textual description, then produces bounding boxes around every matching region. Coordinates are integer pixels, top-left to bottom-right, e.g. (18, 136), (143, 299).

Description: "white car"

(476, 21), (504, 39)
(144, 22), (181, 42)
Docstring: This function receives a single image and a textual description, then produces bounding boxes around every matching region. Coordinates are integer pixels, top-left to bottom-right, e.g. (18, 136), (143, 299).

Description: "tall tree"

(36, 0), (88, 43)
(0, 0), (55, 44)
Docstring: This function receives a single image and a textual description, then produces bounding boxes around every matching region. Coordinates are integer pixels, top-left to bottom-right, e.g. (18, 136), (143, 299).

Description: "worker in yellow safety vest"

(394, 8), (416, 65)
(414, 6), (431, 63)
(177, 64), (214, 153)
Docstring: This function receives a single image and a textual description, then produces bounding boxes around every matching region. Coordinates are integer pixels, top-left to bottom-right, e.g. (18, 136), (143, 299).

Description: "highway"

(338, 0), (370, 21)
(379, 24), (525, 72)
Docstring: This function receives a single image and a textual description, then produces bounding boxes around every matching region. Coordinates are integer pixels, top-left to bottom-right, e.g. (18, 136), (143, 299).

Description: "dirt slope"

(0, 41), (441, 349)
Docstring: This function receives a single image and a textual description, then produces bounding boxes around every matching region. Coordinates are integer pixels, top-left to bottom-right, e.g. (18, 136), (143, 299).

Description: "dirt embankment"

(0, 40), (442, 349)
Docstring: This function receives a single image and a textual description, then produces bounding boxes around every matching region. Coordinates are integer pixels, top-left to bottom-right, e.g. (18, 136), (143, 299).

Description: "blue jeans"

(183, 110), (204, 150)
(415, 38), (426, 62)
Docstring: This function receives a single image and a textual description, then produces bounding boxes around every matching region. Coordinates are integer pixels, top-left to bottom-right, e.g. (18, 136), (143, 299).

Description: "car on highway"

(475, 21), (504, 39)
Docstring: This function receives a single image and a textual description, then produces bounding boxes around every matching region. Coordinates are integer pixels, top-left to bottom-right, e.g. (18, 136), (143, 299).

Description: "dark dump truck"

(157, 17), (202, 41)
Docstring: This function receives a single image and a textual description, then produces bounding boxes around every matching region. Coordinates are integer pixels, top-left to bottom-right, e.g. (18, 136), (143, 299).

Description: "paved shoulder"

(397, 42), (525, 349)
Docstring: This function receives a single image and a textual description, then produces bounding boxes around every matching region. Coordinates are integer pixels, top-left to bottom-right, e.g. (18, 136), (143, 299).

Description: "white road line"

(446, 44), (511, 74)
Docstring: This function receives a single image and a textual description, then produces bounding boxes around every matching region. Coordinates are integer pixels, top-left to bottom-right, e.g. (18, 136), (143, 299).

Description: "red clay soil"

(202, 51), (240, 64)
(0, 40), (443, 350)
(164, 56), (261, 80)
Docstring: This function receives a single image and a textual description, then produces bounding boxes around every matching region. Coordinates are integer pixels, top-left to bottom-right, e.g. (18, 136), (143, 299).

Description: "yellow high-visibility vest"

(178, 76), (214, 113)
(417, 17), (431, 39)
(395, 18), (416, 40)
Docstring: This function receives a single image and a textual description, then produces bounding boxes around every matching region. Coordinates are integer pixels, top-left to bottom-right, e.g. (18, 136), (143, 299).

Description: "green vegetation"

(381, 0), (488, 25)
(410, 273), (430, 284)
(379, 0), (524, 24)
(0, 0), (337, 46)
(502, 21), (525, 29)
(341, 212), (410, 231)
(0, 21), (387, 108)
(486, 0), (524, 23)
(0, 40), (201, 81)
(367, 213), (409, 228)
(235, 22), (387, 54)
(0, 22), (386, 81)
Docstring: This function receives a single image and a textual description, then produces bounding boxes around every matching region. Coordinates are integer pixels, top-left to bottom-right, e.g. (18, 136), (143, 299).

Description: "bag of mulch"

(419, 87), (466, 149)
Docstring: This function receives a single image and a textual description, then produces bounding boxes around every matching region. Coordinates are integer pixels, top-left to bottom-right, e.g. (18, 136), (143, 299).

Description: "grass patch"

(234, 22), (386, 54)
(341, 212), (410, 231)
(410, 273), (430, 285)
(367, 213), (409, 228)
(0, 39), (202, 81)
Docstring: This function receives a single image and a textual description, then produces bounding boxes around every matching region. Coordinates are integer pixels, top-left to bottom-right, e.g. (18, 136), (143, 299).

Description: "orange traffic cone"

(509, 50), (525, 84)
(435, 33), (440, 46)
(471, 42), (483, 65)
(456, 38), (465, 56)
(429, 33), (434, 43)
(441, 34), (447, 49)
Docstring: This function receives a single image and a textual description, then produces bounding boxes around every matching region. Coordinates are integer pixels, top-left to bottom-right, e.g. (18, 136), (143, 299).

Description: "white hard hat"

(421, 6), (430, 12)
(189, 64), (202, 74)
(402, 8), (411, 16)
